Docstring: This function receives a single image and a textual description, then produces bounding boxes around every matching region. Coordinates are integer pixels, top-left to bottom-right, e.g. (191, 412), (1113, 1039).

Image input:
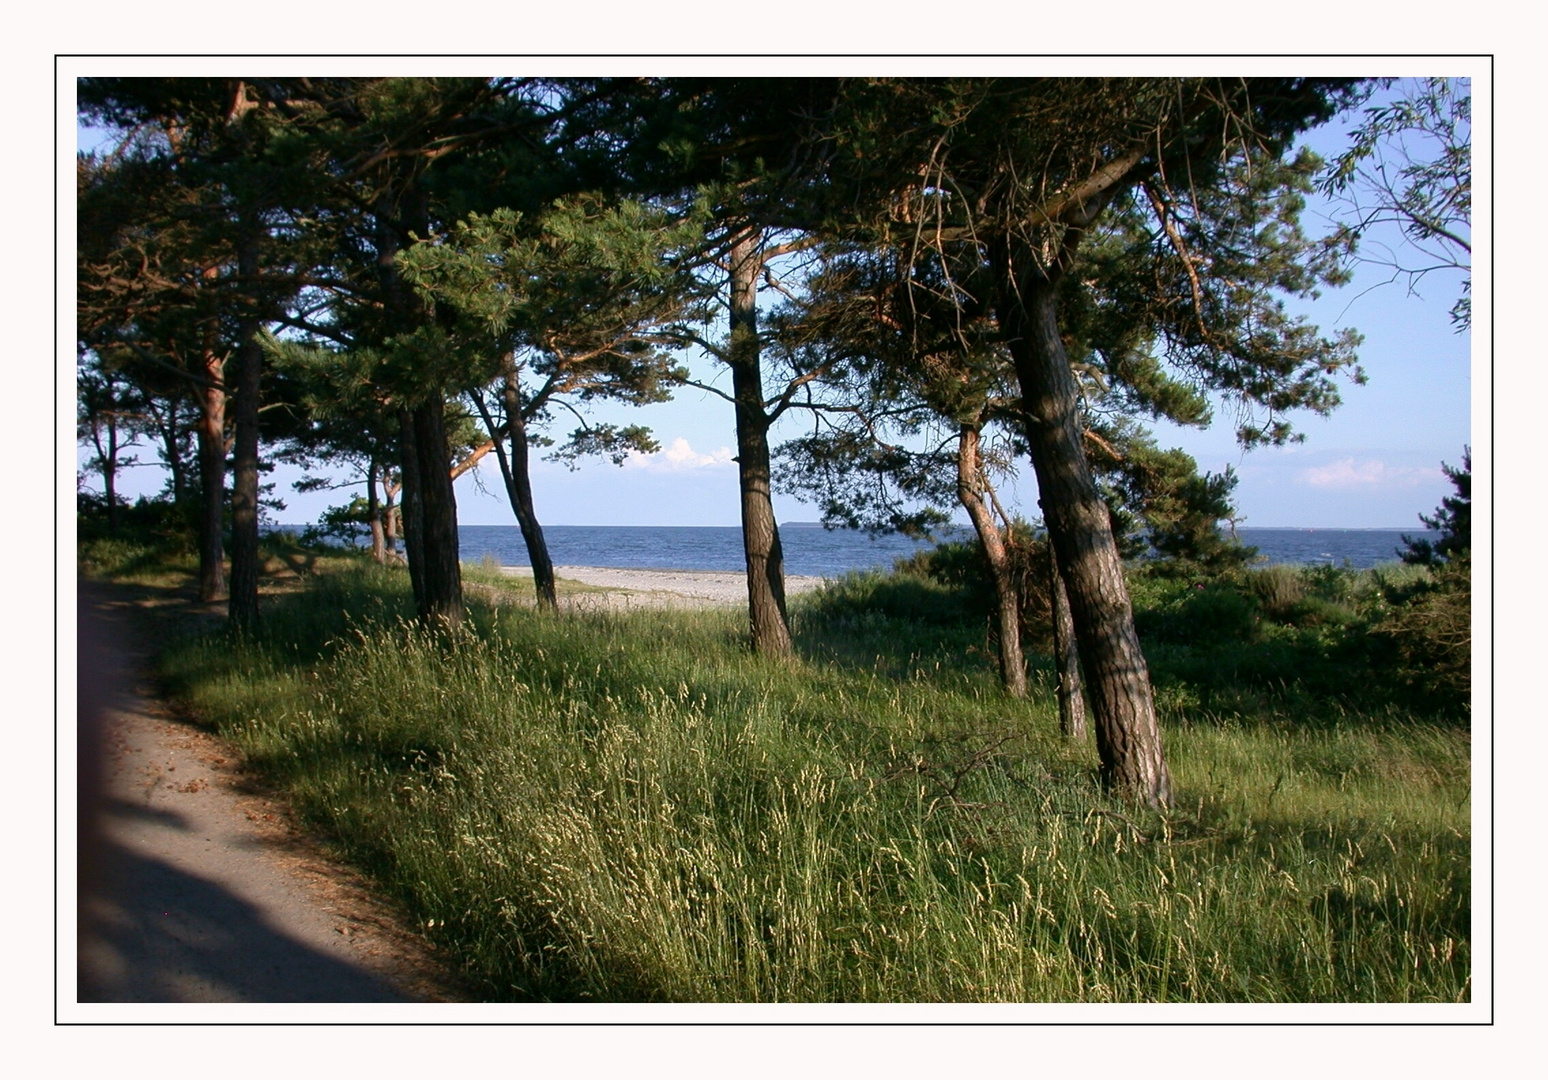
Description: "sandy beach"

(498, 565), (830, 609)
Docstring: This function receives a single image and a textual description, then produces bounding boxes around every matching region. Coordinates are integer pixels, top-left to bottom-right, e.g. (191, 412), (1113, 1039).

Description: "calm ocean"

(448, 524), (1437, 576)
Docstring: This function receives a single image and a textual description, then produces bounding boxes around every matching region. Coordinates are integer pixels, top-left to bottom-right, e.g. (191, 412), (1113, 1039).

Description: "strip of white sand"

(498, 564), (829, 609)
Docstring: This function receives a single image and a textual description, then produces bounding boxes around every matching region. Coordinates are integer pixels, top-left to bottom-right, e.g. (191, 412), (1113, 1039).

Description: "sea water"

(455, 523), (941, 577)
(273, 521), (1437, 576)
(448, 524), (1438, 575)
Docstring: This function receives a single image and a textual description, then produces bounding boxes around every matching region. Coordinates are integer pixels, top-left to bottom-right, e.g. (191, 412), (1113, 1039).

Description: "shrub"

(1247, 565), (1305, 622)
(1373, 555), (1470, 711)
(1134, 577), (1260, 647)
(1178, 583), (1260, 643)
(77, 494), (199, 576)
(802, 569), (970, 628)
(892, 528), (1054, 648)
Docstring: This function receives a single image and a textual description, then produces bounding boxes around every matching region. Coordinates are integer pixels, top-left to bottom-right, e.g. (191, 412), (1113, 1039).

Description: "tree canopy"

(79, 75), (1398, 805)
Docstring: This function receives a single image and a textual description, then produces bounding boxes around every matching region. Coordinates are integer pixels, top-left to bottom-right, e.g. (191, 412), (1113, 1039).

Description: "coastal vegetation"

(79, 509), (1469, 1003)
(77, 76), (1472, 1002)
(79, 77), (1474, 807)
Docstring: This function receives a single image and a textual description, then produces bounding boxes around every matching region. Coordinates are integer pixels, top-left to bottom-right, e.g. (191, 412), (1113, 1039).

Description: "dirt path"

(75, 581), (467, 1003)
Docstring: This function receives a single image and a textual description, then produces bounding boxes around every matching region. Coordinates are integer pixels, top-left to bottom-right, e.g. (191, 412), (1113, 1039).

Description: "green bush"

(802, 568), (970, 628)
(77, 494), (200, 577)
(1246, 565), (1305, 622)
(1373, 556), (1470, 710)
(889, 529), (1055, 653)
(1134, 577), (1259, 647)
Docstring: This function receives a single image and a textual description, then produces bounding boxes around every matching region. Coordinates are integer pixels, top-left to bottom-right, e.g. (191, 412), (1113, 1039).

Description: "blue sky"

(78, 79), (1475, 531)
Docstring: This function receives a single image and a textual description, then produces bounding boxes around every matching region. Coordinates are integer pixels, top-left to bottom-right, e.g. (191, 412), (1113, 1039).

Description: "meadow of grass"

(128, 548), (1470, 1004)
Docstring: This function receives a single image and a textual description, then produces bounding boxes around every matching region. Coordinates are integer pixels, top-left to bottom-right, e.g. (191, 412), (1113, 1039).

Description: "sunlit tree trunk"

(956, 427), (1026, 697)
(368, 456), (386, 564)
(995, 246), (1170, 807)
(397, 405), (428, 613)
(727, 227), (793, 656)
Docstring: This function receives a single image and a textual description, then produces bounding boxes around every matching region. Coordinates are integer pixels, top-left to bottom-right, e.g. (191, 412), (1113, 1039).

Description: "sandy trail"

(72, 564), (818, 1004)
(75, 582), (464, 1004)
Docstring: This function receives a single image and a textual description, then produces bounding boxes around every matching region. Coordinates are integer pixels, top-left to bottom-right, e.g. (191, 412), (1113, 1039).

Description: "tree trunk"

(368, 457), (386, 564)
(376, 190), (463, 628)
(410, 396), (464, 629)
(157, 402), (190, 506)
(475, 367), (558, 610)
(385, 494), (400, 559)
(397, 405), (427, 616)
(101, 411), (120, 534)
(995, 250), (1170, 807)
(195, 343), (227, 602)
(728, 228), (793, 657)
(227, 235), (264, 630)
(956, 427), (1026, 697)
(1049, 542), (1087, 739)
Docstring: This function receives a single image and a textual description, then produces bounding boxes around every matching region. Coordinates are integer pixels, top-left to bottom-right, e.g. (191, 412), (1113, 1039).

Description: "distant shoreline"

(272, 522), (1429, 532)
(264, 522), (1437, 572)
(499, 564), (829, 609)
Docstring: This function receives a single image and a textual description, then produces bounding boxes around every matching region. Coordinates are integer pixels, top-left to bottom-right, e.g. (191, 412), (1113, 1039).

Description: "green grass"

(147, 556), (1470, 1002)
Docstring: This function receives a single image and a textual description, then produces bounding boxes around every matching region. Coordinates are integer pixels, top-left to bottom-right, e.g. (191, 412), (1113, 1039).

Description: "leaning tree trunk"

(956, 427), (1026, 697)
(996, 251), (1170, 808)
(1049, 543), (1088, 739)
(195, 341), (227, 602)
(727, 228), (793, 657)
(474, 364), (557, 610)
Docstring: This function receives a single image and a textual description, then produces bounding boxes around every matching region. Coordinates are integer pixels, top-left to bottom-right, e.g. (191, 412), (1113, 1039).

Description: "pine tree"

(397, 198), (705, 608)
(1402, 449), (1471, 566)
(815, 77), (1364, 806)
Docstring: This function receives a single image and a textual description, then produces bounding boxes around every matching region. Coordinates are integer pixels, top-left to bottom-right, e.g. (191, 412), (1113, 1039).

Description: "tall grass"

(156, 561), (1470, 1003)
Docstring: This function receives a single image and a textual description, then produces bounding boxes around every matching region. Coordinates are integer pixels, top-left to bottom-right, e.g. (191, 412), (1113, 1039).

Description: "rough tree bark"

(409, 396), (464, 628)
(1049, 543), (1088, 739)
(227, 236), (264, 629)
(727, 228), (793, 656)
(995, 248), (1170, 807)
(956, 427), (1026, 697)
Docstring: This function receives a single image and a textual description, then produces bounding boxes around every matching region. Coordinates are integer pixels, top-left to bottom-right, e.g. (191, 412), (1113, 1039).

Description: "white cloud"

(1298, 458), (1432, 490)
(623, 437), (736, 472)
